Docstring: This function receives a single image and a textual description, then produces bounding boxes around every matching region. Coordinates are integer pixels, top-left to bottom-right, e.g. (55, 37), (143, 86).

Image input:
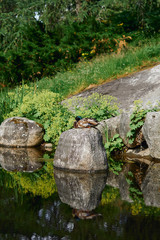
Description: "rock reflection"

(54, 169), (107, 219)
(0, 147), (45, 172)
(106, 163), (134, 203)
(141, 163), (160, 208)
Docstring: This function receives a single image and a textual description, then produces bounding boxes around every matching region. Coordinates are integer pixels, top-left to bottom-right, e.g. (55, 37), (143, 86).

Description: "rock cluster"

(96, 111), (160, 161)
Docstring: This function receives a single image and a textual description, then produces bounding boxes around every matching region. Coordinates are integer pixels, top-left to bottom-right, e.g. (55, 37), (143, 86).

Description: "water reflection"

(54, 169), (107, 219)
(0, 147), (45, 172)
(141, 163), (160, 208)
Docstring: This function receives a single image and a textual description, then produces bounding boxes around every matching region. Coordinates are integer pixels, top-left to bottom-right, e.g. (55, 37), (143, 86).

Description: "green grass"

(36, 36), (160, 98)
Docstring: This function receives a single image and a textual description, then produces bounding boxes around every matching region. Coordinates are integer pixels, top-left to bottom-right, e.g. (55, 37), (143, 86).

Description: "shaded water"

(0, 147), (160, 240)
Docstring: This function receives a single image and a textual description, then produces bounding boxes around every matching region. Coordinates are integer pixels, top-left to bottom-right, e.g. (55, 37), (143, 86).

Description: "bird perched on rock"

(73, 116), (99, 128)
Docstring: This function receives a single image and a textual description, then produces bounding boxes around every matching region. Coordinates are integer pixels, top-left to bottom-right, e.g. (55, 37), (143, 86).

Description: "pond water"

(0, 147), (160, 240)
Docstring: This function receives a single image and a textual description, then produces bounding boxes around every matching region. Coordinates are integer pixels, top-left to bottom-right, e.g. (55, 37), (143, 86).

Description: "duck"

(72, 209), (102, 220)
(73, 116), (99, 128)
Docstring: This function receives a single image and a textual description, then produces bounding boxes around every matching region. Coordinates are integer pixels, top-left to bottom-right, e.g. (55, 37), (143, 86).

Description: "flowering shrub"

(6, 91), (119, 147)
(64, 93), (119, 121)
(6, 90), (74, 147)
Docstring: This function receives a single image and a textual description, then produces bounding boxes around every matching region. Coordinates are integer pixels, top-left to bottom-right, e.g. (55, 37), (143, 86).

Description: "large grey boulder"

(142, 112), (160, 159)
(0, 117), (44, 147)
(141, 163), (160, 207)
(54, 169), (107, 211)
(73, 64), (160, 111)
(53, 128), (107, 172)
(0, 147), (44, 172)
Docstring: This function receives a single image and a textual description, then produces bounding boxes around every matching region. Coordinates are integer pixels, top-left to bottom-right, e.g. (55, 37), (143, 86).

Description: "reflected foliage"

(0, 161), (57, 198)
(101, 182), (160, 218)
(101, 185), (120, 205)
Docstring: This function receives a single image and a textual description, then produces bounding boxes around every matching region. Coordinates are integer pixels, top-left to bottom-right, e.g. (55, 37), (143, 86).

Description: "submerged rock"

(54, 169), (107, 211)
(141, 163), (160, 207)
(0, 117), (44, 147)
(142, 112), (160, 159)
(53, 128), (107, 172)
(0, 147), (44, 172)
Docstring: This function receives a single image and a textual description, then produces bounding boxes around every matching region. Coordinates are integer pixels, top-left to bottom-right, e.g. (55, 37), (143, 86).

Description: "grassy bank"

(36, 37), (160, 98)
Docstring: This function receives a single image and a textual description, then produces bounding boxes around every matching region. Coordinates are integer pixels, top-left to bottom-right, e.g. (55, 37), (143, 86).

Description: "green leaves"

(105, 133), (124, 157)
(126, 171), (143, 201)
(6, 89), (74, 147)
(64, 93), (119, 122)
(127, 101), (147, 144)
(127, 100), (160, 145)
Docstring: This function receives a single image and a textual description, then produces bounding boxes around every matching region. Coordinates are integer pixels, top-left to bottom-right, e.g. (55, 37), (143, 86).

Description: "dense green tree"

(0, 0), (160, 85)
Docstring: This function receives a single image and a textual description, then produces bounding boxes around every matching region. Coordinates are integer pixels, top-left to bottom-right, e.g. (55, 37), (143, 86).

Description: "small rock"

(0, 117), (44, 147)
(42, 143), (53, 148)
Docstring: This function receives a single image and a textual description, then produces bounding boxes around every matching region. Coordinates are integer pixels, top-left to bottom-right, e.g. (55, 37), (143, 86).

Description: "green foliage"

(2, 161), (57, 198)
(64, 93), (119, 121)
(6, 89), (74, 146)
(101, 185), (120, 205)
(108, 157), (123, 175)
(0, 19), (132, 86)
(0, 83), (31, 123)
(127, 100), (159, 144)
(126, 171), (143, 201)
(5, 90), (120, 147)
(105, 134), (124, 156)
(104, 131), (124, 175)
(2, 0), (160, 86)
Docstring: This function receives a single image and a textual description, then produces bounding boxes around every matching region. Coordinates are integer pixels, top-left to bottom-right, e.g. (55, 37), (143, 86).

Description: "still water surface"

(0, 147), (160, 240)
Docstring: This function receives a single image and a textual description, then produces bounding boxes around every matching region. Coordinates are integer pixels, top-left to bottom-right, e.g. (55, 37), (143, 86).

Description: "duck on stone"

(73, 116), (99, 128)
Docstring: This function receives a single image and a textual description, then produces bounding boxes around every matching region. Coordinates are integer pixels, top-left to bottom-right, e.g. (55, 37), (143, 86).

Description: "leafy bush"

(63, 93), (119, 121)
(105, 134), (124, 156)
(6, 90), (74, 146)
(5, 91), (119, 147)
